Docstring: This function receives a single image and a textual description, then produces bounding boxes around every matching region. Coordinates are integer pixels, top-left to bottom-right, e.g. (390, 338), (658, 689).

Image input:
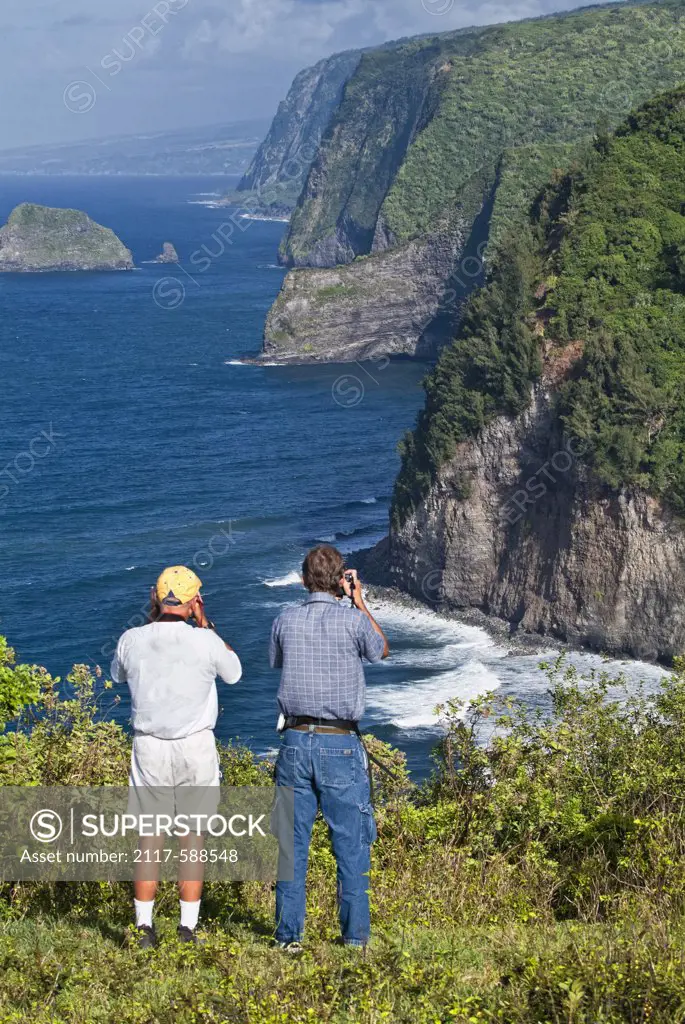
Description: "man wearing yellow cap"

(110, 566), (242, 947)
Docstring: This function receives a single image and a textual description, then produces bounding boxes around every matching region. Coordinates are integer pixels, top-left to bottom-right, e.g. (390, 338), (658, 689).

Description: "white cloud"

(0, 0), (621, 147)
(178, 0), (614, 61)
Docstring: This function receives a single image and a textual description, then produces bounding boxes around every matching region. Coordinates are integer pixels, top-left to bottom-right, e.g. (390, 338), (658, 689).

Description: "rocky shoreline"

(354, 536), (670, 666)
(363, 579), (562, 661)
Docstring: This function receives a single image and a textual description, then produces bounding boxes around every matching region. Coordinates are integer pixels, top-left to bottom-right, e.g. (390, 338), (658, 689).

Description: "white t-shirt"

(110, 621), (242, 740)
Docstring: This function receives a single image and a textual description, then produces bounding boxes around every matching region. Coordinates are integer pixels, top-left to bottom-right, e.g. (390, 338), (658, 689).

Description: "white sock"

(134, 899), (154, 929)
(180, 899), (201, 931)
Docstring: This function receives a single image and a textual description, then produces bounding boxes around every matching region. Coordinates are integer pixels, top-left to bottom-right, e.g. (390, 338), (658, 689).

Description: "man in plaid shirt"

(269, 545), (389, 951)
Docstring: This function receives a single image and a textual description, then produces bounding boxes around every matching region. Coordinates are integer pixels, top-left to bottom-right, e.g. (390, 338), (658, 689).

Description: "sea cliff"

(262, 0), (685, 362)
(383, 85), (685, 662)
(388, 384), (685, 662)
(233, 50), (362, 218)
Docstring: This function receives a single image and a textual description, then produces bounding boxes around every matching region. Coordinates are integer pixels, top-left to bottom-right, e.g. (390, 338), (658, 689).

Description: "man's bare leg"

(177, 832), (206, 937)
(132, 834), (166, 943)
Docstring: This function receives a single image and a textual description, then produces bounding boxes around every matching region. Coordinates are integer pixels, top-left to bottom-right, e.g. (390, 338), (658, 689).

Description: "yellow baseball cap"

(156, 566), (202, 606)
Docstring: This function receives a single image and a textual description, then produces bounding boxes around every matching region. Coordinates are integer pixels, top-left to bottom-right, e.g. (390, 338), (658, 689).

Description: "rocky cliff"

(384, 85), (685, 662)
(153, 242), (179, 264)
(264, 225), (468, 362)
(0, 204), (133, 272)
(264, 0), (685, 362)
(234, 50), (362, 217)
(389, 384), (685, 662)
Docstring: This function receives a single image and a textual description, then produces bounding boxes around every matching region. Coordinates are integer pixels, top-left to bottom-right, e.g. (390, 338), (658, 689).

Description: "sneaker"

(134, 924), (157, 950)
(177, 925), (200, 945)
(276, 940), (304, 955)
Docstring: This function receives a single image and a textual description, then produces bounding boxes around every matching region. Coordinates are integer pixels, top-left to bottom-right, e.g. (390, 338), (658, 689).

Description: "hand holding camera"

(341, 568), (365, 609)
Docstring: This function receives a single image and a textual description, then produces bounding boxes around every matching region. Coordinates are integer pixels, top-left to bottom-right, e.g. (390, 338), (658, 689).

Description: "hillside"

(233, 51), (363, 216)
(0, 121), (267, 177)
(0, 204), (133, 272)
(387, 85), (685, 661)
(263, 0), (685, 363)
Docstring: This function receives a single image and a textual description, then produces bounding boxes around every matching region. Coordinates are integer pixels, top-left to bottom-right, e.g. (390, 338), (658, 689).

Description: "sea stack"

(152, 242), (179, 264)
(0, 203), (134, 272)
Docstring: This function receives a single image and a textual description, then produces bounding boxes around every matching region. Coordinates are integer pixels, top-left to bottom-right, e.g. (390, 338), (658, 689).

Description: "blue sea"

(0, 176), (667, 778)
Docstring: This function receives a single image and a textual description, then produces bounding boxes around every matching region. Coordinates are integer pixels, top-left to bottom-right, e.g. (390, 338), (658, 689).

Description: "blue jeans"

(274, 728), (376, 947)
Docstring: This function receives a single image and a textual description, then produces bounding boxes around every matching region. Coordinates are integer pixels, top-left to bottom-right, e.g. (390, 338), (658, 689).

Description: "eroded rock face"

(389, 389), (685, 662)
(153, 242), (179, 264)
(236, 50), (362, 215)
(0, 204), (133, 272)
(263, 226), (467, 363)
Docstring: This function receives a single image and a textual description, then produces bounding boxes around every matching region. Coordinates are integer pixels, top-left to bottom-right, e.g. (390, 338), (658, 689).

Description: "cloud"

(182, 0), (367, 60)
(0, 0), (623, 148)
(177, 0), (617, 60)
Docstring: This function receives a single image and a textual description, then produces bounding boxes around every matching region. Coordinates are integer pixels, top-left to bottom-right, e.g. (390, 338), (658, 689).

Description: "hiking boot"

(134, 924), (157, 950)
(177, 925), (200, 945)
(277, 940), (304, 955)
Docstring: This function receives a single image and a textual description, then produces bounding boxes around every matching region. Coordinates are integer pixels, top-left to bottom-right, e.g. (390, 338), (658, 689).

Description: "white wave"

(223, 360), (287, 367)
(316, 535), (337, 543)
(368, 660), (502, 730)
(361, 498), (377, 504)
(260, 600), (300, 609)
(125, 565), (137, 571)
(263, 570), (303, 588)
(237, 213), (290, 223)
(258, 747), (281, 760)
(368, 596), (495, 650)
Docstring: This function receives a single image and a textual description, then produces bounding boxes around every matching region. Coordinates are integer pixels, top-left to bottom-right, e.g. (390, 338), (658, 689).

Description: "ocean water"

(0, 176), (667, 778)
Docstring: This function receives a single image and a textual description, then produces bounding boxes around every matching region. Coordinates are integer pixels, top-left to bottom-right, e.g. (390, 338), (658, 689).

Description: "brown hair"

(302, 545), (345, 595)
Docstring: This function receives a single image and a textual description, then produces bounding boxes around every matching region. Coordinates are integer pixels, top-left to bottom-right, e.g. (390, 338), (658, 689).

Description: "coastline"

(355, 540), (664, 668)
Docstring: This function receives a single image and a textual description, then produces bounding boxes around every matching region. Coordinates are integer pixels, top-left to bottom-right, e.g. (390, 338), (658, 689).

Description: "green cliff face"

(288, 2), (685, 267)
(282, 36), (459, 267)
(234, 50), (363, 216)
(394, 84), (685, 521)
(387, 84), (685, 660)
(0, 204), (133, 272)
(267, 0), (685, 361)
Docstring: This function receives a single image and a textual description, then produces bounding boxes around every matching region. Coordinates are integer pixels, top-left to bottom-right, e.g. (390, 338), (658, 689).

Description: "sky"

(0, 0), (624, 150)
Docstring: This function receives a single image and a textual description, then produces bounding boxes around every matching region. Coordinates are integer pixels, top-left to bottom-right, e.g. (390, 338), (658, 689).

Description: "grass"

(5, 915), (685, 1022)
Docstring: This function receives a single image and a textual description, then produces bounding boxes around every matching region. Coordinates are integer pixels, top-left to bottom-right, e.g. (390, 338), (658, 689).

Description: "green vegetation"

(313, 284), (361, 302)
(394, 85), (685, 522)
(6, 634), (685, 1020)
(285, 1), (685, 267)
(488, 142), (580, 256)
(0, 204), (133, 272)
(236, 51), (362, 213)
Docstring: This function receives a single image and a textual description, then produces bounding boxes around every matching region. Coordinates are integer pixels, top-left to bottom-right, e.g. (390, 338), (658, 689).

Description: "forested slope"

(265, 0), (685, 362)
(389, 86), (685, 660)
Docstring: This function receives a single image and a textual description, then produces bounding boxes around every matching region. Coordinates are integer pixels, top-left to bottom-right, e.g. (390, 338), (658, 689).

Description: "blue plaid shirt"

(269, 592), (386, 722)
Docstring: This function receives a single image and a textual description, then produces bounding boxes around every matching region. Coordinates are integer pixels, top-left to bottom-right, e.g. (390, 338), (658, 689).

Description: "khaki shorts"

(128, 729), (221, 825)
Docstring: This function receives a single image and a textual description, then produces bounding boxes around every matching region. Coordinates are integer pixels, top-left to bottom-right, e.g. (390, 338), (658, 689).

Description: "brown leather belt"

(290, 724), (353, 734)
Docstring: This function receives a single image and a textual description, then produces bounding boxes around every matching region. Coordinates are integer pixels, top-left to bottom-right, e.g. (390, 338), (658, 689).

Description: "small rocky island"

(0, 203), (133, 272)
(152, 242), (179, 264)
